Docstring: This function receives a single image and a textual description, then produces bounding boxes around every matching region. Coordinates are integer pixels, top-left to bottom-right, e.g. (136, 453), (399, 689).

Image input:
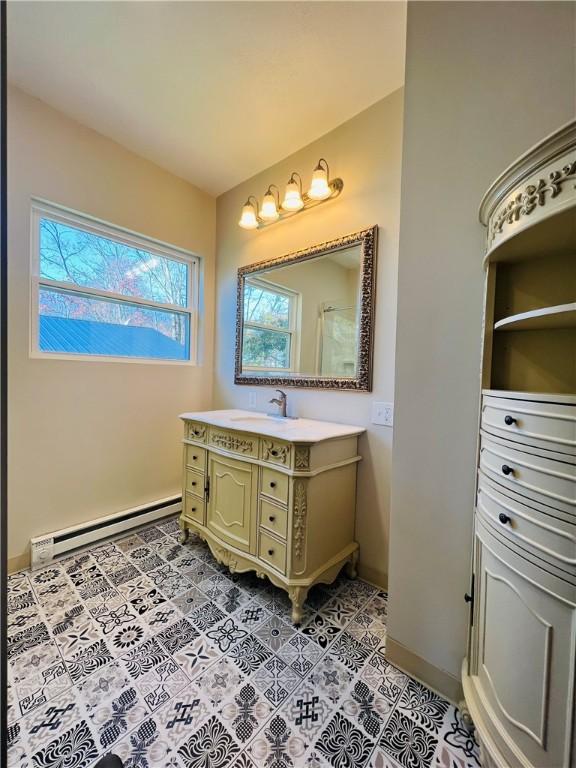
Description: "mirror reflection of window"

(242, 278), (300, 371)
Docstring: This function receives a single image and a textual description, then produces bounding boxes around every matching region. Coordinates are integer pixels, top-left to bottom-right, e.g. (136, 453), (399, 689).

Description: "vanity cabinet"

(462, 121), (576, 768)
(179, 410), (364, 623)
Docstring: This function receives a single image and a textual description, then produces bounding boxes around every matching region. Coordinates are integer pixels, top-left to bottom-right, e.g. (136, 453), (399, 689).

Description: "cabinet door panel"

(472, 520), (576, 768)
(207, 454), (255, 553)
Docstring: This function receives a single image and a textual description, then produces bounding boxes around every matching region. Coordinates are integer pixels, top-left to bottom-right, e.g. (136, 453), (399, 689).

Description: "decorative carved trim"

(294, 446), (310, 470)
(210, 431), (254, 454)
(187, 423), (206, 441)
(261, 439), (290, 465)
(213, 546), (239, 573)
(488, 160), (576, 245)
(234, 226), (378, 391)
(293, 480), (307, 562)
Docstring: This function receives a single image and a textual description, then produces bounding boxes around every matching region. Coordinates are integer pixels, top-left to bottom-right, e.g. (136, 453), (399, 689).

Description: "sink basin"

(229, 415), (298, 426)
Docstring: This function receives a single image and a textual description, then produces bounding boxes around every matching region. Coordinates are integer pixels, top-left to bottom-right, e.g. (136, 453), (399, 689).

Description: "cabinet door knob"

(498, 512), (511, 525)
(270, 482), (276, 488)
(267, 549), (274, 556)
(504, 415), (516, 426)
(501, 464), (514, 476)
(269, 516), (276, 523)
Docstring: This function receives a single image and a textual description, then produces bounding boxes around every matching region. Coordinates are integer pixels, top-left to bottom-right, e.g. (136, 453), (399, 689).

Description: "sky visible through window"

(38, 217), (191, 360)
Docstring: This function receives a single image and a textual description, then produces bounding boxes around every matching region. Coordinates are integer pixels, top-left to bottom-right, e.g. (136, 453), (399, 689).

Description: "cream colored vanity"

(462, 121), (576, 767)
(178, 409), (364, 623)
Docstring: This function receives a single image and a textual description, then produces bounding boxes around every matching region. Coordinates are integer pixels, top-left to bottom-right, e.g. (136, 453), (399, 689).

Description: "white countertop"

(179, 409), (365, 444)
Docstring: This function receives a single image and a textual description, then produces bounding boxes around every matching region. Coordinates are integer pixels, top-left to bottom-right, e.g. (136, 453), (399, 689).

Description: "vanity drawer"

(259, 531), (286, 574)
(260, 438), (292, 467)
(260, 467), (289, 506)
(479, 435), (576, 514)
(183, 493), (205, 526)
(260, 498), (288, 540)
(208, 427), (259, 458)
(477, 473), (576, 567)
(185, 445), (206, 473)
(185, 421), (208, 443)
(185, 469), (205, 499)
(481, 395), (576, 457)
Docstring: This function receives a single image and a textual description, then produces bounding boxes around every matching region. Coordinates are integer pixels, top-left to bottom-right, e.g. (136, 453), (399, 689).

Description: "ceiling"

(8, 1), (406, 196)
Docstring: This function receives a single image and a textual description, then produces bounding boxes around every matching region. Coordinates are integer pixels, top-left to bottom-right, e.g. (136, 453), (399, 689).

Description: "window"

(242, 278), (299, 371)
(31, 201), (198, 363)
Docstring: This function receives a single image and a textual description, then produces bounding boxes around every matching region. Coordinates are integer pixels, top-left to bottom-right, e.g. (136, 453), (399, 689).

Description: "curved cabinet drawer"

(185, 420), (208, 443)
(471, 517), (576, 768)
(477, 473), (576, 568)
(260, 467), (289, 506)
(208, 427), (259, 459)
(259, 530), (286, 574)
(185, 469), (205, 499)
(184, 493), (205, 526)
(260, 498), (288, 540)
(260, 438), (292, 467)
(481, 395), (576, 457)
(185, 445), (206, 473)
(479, 435), (576, 515)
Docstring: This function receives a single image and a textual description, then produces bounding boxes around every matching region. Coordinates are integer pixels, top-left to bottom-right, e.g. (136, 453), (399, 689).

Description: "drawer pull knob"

(192, 481), (197, 486)
(270, 482), (276, 488)
(501, 464), (514, 476)
(191, 507), (196, 512)
(464, 593), (473, 603)
(269, 516), (276, 523)
(498, 512), (511, 525)
(504, 415), (516, 426)
(271, 450), (279, 457)
(192, 455), (198, 460)
(267, 549), (274, 556)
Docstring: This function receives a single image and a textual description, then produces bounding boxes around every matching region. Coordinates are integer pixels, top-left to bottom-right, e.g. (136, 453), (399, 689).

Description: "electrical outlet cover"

(372, 401), (394, 427)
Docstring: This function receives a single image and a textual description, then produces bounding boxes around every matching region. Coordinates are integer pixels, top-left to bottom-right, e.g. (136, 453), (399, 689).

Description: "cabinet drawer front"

(185, 421), (208, 443)
(185, 469), (205, 498)
(260, 498), (288, 540)
(208, 428), (259, 458)
(184, 493), (205, 525)
(259, 531), (286, 574)
(260, 438), (292, 467)
(185, 445), (206, 473)
(472, 518), (576, 768)
(482, 396), (576, 456)
(260, 467), (289, 506)
(479, 436), (576, 512)
(477, 475), (576, 567)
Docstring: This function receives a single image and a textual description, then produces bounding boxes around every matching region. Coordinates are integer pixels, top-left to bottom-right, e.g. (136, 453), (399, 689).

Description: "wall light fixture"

(238, 158), (343, 230)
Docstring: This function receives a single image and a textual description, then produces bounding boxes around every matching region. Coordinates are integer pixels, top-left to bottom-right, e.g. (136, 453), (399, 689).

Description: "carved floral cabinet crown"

(178, 409), (365, 623)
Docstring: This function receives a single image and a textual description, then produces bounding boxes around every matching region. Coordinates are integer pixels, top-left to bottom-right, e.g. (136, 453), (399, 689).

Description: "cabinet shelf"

(494, 303), (576, 332)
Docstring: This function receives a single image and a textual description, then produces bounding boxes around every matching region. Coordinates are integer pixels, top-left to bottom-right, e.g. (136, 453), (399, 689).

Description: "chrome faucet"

(268, 389), (287, 418)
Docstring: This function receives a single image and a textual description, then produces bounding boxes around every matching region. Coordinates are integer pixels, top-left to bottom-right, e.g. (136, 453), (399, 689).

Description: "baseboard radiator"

(30, 495), (182, 570)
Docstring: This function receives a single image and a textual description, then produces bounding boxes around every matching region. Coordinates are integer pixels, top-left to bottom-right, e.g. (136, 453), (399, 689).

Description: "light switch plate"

(372, 401), (393, 427)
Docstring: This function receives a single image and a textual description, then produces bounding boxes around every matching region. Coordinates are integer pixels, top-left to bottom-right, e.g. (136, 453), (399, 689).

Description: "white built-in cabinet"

(462, 121), (576, 768)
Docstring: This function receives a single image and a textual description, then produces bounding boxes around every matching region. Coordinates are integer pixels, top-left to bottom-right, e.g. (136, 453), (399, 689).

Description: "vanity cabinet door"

(207, 453), (256, 553)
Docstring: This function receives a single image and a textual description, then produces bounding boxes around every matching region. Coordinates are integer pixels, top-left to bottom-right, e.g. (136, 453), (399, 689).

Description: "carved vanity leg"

(289, 586), (307, 626)
(178, 518), (189, 545)
(345, 549), (359, 579)
(458, 699), (474, 730)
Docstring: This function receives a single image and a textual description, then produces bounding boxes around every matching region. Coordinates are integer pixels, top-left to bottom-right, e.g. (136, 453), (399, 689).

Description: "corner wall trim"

(385, 635), (463, 705)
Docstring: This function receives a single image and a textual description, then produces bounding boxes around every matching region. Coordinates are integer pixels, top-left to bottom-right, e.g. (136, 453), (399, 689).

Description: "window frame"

(241, 277), (301, 373)
(30, 199), (200, 365)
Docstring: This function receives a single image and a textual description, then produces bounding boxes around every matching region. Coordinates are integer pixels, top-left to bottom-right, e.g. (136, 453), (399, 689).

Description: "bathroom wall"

(215, 92), (404, 587)
(388, 0), (576, 700)
(8, 86), (216, 568)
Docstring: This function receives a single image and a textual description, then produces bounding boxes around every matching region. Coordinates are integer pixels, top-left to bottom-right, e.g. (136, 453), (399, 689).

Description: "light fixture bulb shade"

(260, 192), (279, 221)
(282, 180), (304, 211)
(308, 166), (331, 200)
(238, 202), (259, 230)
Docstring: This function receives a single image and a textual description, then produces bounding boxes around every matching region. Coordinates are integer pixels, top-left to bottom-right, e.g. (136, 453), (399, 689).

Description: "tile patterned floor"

(7, 518), (480, 768)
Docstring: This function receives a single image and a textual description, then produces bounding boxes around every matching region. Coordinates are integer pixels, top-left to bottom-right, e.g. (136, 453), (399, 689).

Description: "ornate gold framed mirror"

(234, 226), (377, 390)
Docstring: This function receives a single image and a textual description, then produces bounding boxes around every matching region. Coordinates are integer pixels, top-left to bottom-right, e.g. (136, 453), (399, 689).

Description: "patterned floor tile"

(7, 519), (479, 768)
